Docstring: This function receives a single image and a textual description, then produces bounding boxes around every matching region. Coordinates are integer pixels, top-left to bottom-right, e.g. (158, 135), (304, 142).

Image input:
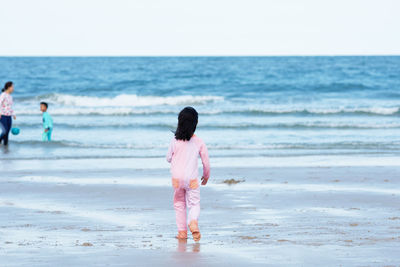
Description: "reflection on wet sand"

(176, 239), (187, 252)
(1, 145), (9, 153)
(176, 239), (200, 253)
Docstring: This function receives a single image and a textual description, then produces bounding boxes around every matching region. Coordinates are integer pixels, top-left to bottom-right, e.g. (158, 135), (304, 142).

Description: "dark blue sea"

(1, 56), (399, 164)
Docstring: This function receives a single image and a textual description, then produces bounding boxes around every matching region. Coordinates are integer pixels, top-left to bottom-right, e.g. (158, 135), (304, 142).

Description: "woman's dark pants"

(0, 115), (12, 146)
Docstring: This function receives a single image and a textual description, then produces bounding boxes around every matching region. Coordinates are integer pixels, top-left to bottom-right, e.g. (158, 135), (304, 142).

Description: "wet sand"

(1, 160), (400, 266)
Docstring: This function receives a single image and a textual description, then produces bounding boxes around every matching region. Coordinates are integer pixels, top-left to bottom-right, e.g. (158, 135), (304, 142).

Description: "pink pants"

(173, 179), (200, 231)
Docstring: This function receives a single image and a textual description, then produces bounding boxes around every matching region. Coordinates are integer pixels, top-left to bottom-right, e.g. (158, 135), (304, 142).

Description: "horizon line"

(0, 54), (399, 57)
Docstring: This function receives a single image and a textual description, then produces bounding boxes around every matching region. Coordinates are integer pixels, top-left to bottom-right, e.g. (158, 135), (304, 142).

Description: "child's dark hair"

(40, 102), (48, 109)
(2, 81), (13, 92)
(175, 107), (198, 141)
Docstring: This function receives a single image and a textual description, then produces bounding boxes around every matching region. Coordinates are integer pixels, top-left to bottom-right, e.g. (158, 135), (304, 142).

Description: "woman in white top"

(0, 81), (16, 146)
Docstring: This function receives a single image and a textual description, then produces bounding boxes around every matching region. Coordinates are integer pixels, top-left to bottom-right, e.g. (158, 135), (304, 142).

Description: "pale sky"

(1, 0), (399, 56)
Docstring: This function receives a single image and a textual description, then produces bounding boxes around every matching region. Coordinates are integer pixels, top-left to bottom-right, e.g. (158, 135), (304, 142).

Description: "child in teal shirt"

(40, 102), (53, 141)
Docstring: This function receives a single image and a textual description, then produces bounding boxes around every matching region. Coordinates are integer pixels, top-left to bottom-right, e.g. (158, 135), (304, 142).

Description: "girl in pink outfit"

(166, 107), (210, 242)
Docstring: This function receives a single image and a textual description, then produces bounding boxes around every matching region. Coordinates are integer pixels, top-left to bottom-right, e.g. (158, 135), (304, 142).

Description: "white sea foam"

(16, 107), (156, 116)
(37, 93), (224, 107)
(15, 93), (399, 116)
(249, 106), (399, 115)
(14, 106), (400, 116)
(310, 107), (399, 115)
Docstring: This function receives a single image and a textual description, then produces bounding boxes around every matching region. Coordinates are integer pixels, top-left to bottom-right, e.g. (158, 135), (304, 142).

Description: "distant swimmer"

(40, 102), (53, 141)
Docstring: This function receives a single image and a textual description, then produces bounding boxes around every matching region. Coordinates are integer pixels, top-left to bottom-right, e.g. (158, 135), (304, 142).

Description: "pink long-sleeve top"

(166, 135), (210, 182)
(0, 92), (15, 116)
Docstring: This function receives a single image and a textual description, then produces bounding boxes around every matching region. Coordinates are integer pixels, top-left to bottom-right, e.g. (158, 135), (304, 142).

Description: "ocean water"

(0, 56), (399, 164)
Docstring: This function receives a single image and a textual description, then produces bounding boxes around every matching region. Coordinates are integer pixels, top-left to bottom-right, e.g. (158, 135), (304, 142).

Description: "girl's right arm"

(166, 139), (175, 163)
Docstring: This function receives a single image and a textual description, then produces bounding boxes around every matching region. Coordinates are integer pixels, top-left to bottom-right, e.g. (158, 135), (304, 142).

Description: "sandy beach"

(1, 158), (399, 266)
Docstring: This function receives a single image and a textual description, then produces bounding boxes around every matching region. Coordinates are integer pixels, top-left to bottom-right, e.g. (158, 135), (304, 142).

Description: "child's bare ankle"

(189, 221), (201, 242)
(176, 231), (188, 239)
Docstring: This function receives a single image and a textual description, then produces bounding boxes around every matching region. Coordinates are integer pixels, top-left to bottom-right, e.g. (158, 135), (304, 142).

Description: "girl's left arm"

(199, 141), (210, 180)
